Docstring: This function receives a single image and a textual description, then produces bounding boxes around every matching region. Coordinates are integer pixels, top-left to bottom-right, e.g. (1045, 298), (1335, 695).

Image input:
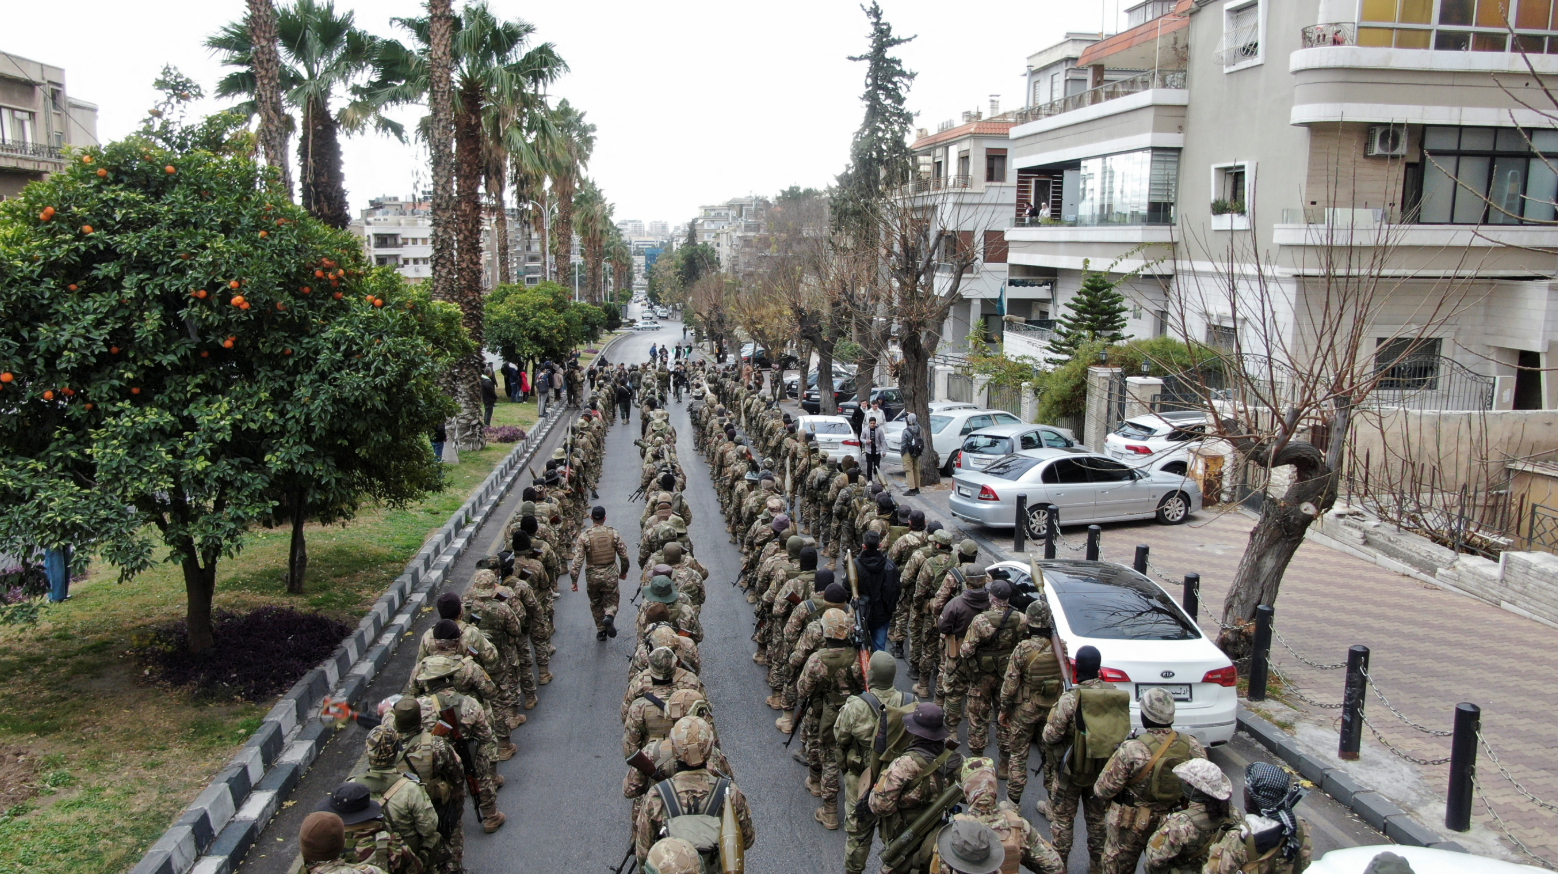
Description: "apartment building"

(691, 196), (769, 269)
(1001, 0), (1558, 410)
(352, 195), (519, 288)
(0, 50), (98, 199)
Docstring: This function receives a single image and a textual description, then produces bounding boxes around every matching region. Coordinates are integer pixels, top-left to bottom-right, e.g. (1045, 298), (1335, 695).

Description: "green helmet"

(932, 529), (954, 547)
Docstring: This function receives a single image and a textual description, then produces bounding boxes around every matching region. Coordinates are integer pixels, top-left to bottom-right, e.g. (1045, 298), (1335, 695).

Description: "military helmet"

(786, 535), (806, 559)
(470, 569), (499, 590)
(644, 838), (702, 874)
(662, 542), (684, 563)
(1140, 686), (1177, 724)
(821, 607), (851, 640)
(668, 716), (714, 767)
(932, 529), (954, 547)
(1173, 758), (1233, 801)
(365, 723), (402, 768)
(958, 538), (980, 558)
(648, 624), (682, 651)
(1025, 597), (1053, 630)
(647, 646), (677, 680)
(665, 688), (709, 722)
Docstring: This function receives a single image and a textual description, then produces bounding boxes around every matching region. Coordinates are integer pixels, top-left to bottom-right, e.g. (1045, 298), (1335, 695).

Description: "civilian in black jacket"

(851, 529), (900, 652)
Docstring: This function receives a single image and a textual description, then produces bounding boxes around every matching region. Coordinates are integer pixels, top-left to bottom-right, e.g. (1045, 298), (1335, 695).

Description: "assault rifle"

(625, 749), (658, 780)
(609, 841), (637, 874)
(628, 484), (648, 502)
(432, 704), (483, 801)
(845, 550), (871, 678)
(783, 695), (811, 748)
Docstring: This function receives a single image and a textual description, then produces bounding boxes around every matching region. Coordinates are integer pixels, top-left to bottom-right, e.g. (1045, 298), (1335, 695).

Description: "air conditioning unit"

(1366, 124), (1407, 157)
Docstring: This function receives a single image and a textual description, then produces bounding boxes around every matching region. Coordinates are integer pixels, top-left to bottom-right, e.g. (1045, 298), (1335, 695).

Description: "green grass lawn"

(0, 394), (548, 874)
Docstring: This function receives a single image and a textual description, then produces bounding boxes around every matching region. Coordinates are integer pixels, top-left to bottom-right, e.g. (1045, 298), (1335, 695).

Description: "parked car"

(954, 423), (1083, 472)
(1307, 846), (1546, 874)
(838, 386), (906, 422)
(1102, 410), (1222, 475)
(894, 408), (1025, 474)
(883, 401), (981, 456)
(947, 448), (1200, 529)
(796, 415), (861, 462)
(801, 376), (858, 413)
(984, 558), (1237, 747)
(633, 320), (661, 332)
(787, 363), (856, 398)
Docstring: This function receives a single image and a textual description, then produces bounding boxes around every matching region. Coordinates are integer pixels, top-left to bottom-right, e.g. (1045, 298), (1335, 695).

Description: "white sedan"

(988, 558), (1238, 746)
(633, 320), (662, 332)
(948, 448), (1201, 529)
(1308, 846), (1547, 874)
(797, 415), (861, 463)
(885, 405), (1019, 473)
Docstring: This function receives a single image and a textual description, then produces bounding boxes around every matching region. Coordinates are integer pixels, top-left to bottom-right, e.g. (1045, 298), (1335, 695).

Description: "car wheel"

(1162, 461), (1187, 476)
(940, 455), (955, 476)
(1156, 492), (1191, 524)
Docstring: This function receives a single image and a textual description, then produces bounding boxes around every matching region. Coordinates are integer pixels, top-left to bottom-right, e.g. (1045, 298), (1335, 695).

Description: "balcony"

(1009, 69), (1186, 125)
(1013, 207), (1174, 229)
(901, 174), (972, 196)
(1302, 22), (1357, 47)
(0, 139), (63, 160)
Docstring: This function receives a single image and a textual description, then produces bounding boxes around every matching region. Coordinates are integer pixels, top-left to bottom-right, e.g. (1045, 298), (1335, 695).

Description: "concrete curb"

(129, 404), (569, 874)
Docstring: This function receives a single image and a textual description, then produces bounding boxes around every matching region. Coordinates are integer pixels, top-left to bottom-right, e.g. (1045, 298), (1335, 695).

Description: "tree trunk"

(553, 175), (575, 285)
(854, 311), (878, 405)
(817, 332), (838, 416)
(452, 89), (490, 451)
(299, 97), (350, 229)
(247, 0), (293, 199)
(1217, 441), (1338, 656)
(900, 327), (941, 486)
(285, 490), (308, 594)
(490, 167), (511, 286)
(182, 548), (219, 653)
(427, 0), (457, 306)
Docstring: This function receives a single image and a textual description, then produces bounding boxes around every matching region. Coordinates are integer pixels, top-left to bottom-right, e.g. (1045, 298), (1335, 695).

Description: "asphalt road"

(243, 311), (1385, 874)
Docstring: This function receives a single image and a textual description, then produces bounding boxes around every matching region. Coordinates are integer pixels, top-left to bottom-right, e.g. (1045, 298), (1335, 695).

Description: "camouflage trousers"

(470, 749), (499, 821)
(941, 659), (970, 732)
(436, 788), (465, 874)
(1102, 803), (1169, 874)
(888, 591), (912, 644)
(806, 715), (842, 805)
(960, 667), (1003, 754)
(1002, 708), (1054, 805)
(842, 771), (877, 874)
(490, 641), (529, 721)
(585, 568), (620, 632)
(1051, 784), (1108, 868)
(915, 613), (941, 695)
(765, 631), (790, 692)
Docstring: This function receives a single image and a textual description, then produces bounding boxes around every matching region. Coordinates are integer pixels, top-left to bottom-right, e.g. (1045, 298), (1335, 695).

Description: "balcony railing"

(1004, 320), (1057, 342)
(1009, 69), (1186, 125)
(1012, 207), (1176, 228)
(901, 174), (972, 196)
(0, 139), (63, 161)
(1302, 22), (1357, 47)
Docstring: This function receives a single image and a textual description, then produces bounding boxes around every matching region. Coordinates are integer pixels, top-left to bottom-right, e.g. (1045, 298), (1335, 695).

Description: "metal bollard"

(1085, 525), (1101, 560)
(1014, 494), (1028, 552)
(1182, 573), (1200, 617)
(1445, 703), (1481, 832)
(1043, 504), (1058, 560)
(1247, 605), (1275, 701)
(1133, 544), (1149, 574)
(1338, 645), (1371, 760)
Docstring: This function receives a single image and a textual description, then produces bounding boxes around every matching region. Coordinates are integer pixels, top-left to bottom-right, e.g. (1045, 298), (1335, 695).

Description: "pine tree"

(1047, 261), (1130, 365)
(833, 2), (916, 236)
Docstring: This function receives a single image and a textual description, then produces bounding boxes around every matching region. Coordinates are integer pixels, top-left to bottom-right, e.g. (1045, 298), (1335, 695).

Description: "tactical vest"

(1018, 640), (1064, 709)
(816, 646), (859, 737)
(586, 527), (616, 566)
(1127, 730), (1196, 805)
(401, 732), (456, 806)
(343, 819), (419, 874)
(972, 607), (1022, 675)
(638, 691), (676, 744)
(1063, 685), (1132, 785)
(1166, 809), (1241, 874)
(991, 809), (1025, 874)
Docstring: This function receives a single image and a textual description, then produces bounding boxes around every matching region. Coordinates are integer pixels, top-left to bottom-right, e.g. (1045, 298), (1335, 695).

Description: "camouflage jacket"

(620, 668), (705, 723)
(416, 622), (498, 674)
(796, 642), (867, 718)
(1145, 803), (1242, 874)
(576, 525), (631, 576)
(353, 767), (441, 856)
(633, 770), (755, 864)
(887, 530), (928, 566)
(461, 588), (524, 651)
(628, 626), (701, 677)
(1041, 678), (1112, 746)
(404, 654), (499, 712)
(999, 635), (1066, 718)
(622, 738), (735, 800)
(1203, 817), (1312, 874)
(868, 747), (964, 819)
(1094, 728), (1208, 807)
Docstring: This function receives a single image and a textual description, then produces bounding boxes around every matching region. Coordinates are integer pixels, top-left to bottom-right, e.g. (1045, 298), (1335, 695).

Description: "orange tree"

(0, 115), (463, 651)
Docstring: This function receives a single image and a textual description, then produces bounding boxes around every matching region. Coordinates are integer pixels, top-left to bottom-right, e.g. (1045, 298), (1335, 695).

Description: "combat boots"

(776, 713), (794, 734)
(814, 805), (839, 830)
(482, 812), (507, 834)
(805, 772), (822, 797)
(496, 740), (518, 761)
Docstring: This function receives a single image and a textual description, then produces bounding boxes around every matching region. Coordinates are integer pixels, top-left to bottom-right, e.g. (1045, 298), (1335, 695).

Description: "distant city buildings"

(0, 49), (99, 200)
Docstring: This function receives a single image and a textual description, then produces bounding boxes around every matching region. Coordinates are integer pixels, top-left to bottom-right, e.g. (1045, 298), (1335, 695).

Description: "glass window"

(983, 456), (1042, 480)
(963, 435), (1013, 455)
(930, 415), (954, 433)
(1083, 457), (1137, 482)
(1047, 570), (1201, 641)
(1045, 458), (1092, 484)
(1042, 430), (1073, 448)
(1452, 156), (1492, 222)
(1424, 126), (1461, 150)
(1488, 156), (1529, 222)
(1441, 0), (1475, 24)
(1113, 420), (1162, 439)
(1019, 431), (1044, 451)
(993, 413), (1022, 424)
(1376, 338), (1443, 390)
(1525, 158), (1558, 221)
(1517, 0), (1553, 27)
(1074, 149), (1179, 226)
(1435, 30), (1474, 48)
(807, 421), (853, 435)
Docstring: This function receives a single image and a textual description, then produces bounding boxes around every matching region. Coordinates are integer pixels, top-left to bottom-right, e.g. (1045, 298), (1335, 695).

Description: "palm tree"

(510, 111), (559, 280)
(487, 92), (557, 286)
(246, 0), (294, 198)
(208, 0), (398, 228)
(548, 100), (595, 286)
(575, 179), (612, 303)
(608, 232), (632, 301)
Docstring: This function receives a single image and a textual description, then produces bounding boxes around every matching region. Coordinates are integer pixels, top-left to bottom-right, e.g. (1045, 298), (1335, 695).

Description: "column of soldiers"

(612, 357), (758, 874)
(300, 354), (618, 874)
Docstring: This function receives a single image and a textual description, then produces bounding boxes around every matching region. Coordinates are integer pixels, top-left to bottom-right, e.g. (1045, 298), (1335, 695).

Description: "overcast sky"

(8, 0), (1131, 228)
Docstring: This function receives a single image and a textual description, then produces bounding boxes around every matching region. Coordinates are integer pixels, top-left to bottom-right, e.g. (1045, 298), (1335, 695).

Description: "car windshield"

(964, 435), (1012, 454)
(1114, 420), (1162, 440)
(930, 415), (954, 433)
(1047, 568), (1200, 641)
(808, 421), (852, 435)
(981, 455), (1041, 480)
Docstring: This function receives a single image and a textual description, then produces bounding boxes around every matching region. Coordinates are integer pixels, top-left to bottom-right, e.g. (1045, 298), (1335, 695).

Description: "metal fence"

(986, 383), (1024, 417)
(1528, 503), (1558, 553)
(1366, 355), (1495, 412)
(947, 374), (973, 404)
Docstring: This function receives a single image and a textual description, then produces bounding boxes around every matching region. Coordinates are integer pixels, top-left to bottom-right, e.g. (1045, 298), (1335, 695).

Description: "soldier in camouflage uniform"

(835, 651), (915, 874)
(957, 579), (1025, 762)
(1144, 759), (1240, 874)
(301, 812), (385, 874)
(998, 598), (1066, 807)
(573, 505), (631, 640)
(763, 547), (818, 701)
(418, 594), (499, 686)
(830, 468), (866, 558)
(776, 575), (849, 734)
(622, 646), (706, 723)
(412, 661), (505, 834)
(1041, 646), (1114, 870)
(910, 530), (958, 697)
(629, 614), (701, 677)
(868, 703), (964, 848)
(355, 725), (442, 873)
(317, 783), (418, 874)
(462, 571), (538, 716)
(633, 717), (756, 866)
(886, 510), (928, 657)
(1094, 687), (1207, 874)
(640, 575), (705, 642)
(949, 757), (1067, 874)
(795, 608), (867, 830)
(385, 699), (464, 874)
(1203, 763), (1312, 874)
(642, 540), (708, 588)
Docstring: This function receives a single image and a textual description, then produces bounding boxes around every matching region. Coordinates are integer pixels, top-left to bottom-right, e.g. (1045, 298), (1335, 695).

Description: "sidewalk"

(883, 469), (1558, 867)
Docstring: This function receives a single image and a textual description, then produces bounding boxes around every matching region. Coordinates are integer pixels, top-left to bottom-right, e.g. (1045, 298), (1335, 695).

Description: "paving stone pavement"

(903, 480), (1558, 867)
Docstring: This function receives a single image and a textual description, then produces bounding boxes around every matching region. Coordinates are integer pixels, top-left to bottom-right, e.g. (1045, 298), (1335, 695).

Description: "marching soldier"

(573, 505), (631, 640)
(633, 717), (756, 866)
(795, 608), (867, 830)
(1041, 646), (1125, 871)
(1093, 688), (1207, 874)
(998, 598), (1065, 809)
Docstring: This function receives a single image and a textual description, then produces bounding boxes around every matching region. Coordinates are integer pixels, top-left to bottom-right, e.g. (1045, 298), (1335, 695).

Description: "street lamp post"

(525, 199), (553, 283)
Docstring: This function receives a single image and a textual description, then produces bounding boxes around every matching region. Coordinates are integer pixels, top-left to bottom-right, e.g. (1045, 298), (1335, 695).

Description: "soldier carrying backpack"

(634, 716), (755, 873)
(1040, 645), (1130, 872)
(835, 651), (917, 874)
(1093, 687), (1208, 874)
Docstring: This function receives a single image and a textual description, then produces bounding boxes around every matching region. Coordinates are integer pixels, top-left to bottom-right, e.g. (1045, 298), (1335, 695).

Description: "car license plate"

(1138, 683), (1191, 702)
(957, 486), (971, 497)
(1109, 449), (1126, 460)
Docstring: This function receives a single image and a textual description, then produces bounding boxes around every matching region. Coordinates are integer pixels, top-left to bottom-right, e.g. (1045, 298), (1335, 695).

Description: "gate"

(947, 374), (973, 404)
(986, 383), (1023, 417)
(1528, 503), (1558, 554)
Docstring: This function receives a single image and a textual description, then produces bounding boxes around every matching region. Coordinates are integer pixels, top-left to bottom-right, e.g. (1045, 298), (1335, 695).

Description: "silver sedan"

(947, 448), (1201, 530)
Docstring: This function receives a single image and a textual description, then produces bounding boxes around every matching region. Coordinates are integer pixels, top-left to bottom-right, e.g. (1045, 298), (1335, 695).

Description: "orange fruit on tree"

(39, 206), (54, 221)
(275, 302), (286, 311)
(373, 298), (384, 308)
(283, 348), (293, 356)
(165, 165), (176, 174)
(130, 387), (141, 395)
(96, 168), (107, 178)
(239, 301), (251, 310)
(67, 284), (78, 291)
(0, 373), (12, 383)
(230, 295), (245, 307)
(223, 339), (234, 349)
(81, 154), (93, 164)
(229, 280), (241, 289)
(81, 225), (93, 234)
(84, 403), (94, 410)
(300, 286), (311, 294)
(42, 390), (54, 400)
(195, 289), (208, 299)
(61, 387), (74, 397)
(259, 230), (268, 239)
(200, 350), (210, 358)
(332, 291), (344, 300)
(109, 346), (120, 354)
